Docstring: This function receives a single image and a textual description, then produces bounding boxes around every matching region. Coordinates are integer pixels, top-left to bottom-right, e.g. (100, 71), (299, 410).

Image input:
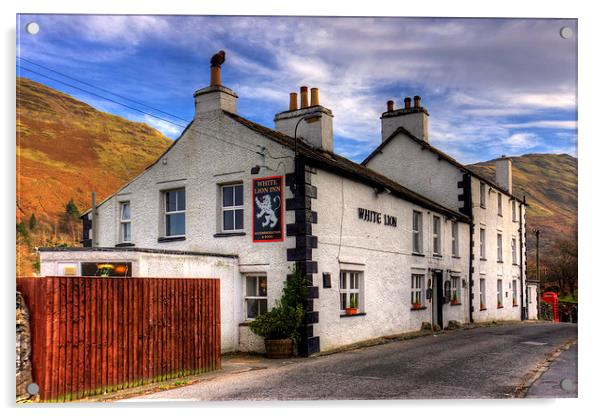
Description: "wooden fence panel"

(17, 276), (221, 402)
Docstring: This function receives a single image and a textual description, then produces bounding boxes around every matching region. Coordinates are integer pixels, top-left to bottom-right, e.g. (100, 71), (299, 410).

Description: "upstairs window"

(512, 238), (517, 264)
(480, 228), (486, 259)
(412, 211), (423, 254)
(221, 183), (244, 232)
(120, 202), (131, 242)
(433, 216), (441, 255)
(480, 182), (486, 207)
(497, 233), (503, 262)
(451, 221), (459, 257)
(512, 200), (517, 222)
(164, 189), (185, 237)
(497, 193), (503, 216)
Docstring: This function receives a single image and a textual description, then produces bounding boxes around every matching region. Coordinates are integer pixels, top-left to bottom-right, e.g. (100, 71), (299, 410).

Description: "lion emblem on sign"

(255, 194), (280, 228)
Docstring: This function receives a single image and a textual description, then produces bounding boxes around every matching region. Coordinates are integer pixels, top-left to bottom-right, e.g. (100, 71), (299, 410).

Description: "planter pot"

(345, 307), (359, 315)
(412, 304), (422, 309)
(265, 338), (293, 359)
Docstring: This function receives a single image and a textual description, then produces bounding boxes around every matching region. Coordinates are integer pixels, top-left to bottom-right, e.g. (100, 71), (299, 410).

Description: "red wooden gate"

(17, 277), (220, 402)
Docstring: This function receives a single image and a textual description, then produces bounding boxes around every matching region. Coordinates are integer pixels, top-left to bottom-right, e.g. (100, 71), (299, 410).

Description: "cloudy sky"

(16, 15), (577, 163)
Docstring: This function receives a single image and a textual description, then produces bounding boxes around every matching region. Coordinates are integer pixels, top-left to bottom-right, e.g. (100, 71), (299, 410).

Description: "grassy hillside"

(469, 154), (577, 271)
(16, 77), (173, 275)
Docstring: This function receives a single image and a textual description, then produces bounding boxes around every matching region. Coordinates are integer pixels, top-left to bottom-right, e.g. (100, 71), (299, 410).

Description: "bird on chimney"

(211, 50), (226, 68)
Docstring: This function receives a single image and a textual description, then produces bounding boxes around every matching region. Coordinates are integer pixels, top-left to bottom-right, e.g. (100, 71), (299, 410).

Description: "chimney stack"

(310, 88), (320, 106)
(300, 86), (309, 108)
(495, 156), (513, 193)
(274, 85), (334, 152)
(387, 100), (395, 112)
(194, 50), (238, 117)
(380, 94), (429, 142)
(289, 92), (298, 111)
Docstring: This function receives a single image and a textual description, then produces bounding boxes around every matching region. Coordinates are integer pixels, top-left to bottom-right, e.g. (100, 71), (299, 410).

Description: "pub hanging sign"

(253, 176), (284, 242)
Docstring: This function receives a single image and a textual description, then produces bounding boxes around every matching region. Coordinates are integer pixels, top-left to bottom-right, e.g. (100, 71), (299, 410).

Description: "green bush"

(250, 265), (307, 346)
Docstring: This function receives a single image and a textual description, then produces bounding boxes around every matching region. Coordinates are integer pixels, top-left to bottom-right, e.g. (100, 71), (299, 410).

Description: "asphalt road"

(130, 322), (577, 401)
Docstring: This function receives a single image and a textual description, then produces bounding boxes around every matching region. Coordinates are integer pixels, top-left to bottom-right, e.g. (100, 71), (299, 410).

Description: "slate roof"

(224, 111), (471, 222)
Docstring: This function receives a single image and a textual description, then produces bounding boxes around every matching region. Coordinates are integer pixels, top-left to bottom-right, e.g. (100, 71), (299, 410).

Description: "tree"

(547, 238), (578, 296)
(65, 199), (81, 219)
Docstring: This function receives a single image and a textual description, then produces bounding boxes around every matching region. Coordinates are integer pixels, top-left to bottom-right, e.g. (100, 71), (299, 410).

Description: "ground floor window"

(411, 274), (425, 308)
(81, 262), (132, 277)
(497, 279), (503, 308)
(451, 276), (461, 305)
(479, 278), (486, 310)
(340, 271), (362, 312)
(245, 275), (267, 320)
(512, 280), (518, 306)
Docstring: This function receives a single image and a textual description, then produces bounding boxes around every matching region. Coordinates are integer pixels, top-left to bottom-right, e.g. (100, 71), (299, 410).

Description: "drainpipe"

(463, 173), (474, 324)
(91, 191), (98, 247)
(519, 196), (525, 320)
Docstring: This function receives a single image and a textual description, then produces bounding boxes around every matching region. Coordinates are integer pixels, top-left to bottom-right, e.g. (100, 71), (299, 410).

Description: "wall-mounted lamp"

(250, 165), (261, 175)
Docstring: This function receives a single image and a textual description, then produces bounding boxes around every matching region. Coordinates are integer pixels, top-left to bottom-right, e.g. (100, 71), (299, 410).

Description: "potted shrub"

(345, 297), (359, 315)
(250, 266), (307, 358)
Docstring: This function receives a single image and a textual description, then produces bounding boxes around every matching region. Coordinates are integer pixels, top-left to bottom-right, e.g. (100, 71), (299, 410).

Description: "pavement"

(525, 341), (578, 398)
(118, 321), (577, 401)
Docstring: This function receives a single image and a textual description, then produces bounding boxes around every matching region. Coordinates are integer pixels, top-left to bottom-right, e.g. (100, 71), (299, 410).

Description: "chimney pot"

(404, 97), (412, 110)
(387, 100), (395, 112)
(289, 92), (298, 111)
(300, 86), (309, 108)
(414, 95), (421, 108)
(310, 88), (320, 106)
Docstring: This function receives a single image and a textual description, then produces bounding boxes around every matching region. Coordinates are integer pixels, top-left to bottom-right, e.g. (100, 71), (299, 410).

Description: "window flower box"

(412, 303), (423, 309)
(345, 307), (359, 315)
(450, 299), (461, 306)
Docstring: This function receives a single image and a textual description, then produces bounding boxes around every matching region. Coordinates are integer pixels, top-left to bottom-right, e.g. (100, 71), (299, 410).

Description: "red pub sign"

(252, 176), (284, 242)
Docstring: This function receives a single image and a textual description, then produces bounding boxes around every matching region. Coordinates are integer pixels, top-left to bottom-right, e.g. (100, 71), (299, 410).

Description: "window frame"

(163, 188), (186, 237)
(479, 278), (486, 309)
(480, 228), (486, 259)
(497, 232), (503, 262)
(220, 183), (244, 232)
(497, 193), (503, 216)
(497, 279), (503, 308)
(244, 274), (268, 321)
(340, 270), (363, 313)
(451, 276), (461, 304)
(451, 221), (459, 257)
(411, 274), (426, 308)
(511, 237), (517, 264)
(432, 215), (441, 255)
(119, 201), (131, 243)
(512, 279), (518, 306)
(512, 200), (517, 222)
(480, 182), (486, 208)
(412, 211), (423, 254)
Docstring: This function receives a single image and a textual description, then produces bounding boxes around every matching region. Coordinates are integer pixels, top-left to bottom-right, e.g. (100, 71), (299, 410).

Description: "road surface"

(128, 322), (577, 401)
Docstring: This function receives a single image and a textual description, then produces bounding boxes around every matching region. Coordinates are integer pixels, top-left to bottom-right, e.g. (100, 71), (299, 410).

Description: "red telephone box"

(541, 292), (560, 322)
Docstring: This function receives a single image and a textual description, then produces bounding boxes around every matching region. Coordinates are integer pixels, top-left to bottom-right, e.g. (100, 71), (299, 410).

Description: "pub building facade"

(40, 52), (527, 356)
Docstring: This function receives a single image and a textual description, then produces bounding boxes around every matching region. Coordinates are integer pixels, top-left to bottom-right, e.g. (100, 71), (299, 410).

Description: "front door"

(432, 271), (444, 328)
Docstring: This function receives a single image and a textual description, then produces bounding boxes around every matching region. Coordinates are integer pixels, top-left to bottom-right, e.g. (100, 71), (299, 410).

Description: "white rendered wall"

(364, 132), (464, 212)
(310, 168), (470, 352)
(39, 249), (240, 352)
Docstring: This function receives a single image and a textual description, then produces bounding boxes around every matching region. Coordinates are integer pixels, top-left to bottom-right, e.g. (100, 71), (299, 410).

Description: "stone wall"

(16, 291), (34, 402)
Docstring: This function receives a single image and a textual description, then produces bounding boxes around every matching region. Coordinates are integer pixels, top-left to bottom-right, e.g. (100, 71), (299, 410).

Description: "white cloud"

(141, 115), (182, 139)
(503, 120), (577, 129)
(505, 133), (541, 149)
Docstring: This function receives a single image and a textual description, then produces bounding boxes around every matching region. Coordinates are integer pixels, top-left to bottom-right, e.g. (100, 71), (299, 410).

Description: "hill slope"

(469, 153), (577, 268)
(16, 77), (173, 274)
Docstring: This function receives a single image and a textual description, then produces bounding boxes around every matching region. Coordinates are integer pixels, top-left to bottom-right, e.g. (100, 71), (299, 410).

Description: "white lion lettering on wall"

(255, 194), (280, 228)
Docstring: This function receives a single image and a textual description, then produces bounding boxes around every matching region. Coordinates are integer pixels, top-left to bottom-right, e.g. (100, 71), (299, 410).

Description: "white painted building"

(363, 97), (531, 322)
(40, 53), (529, 355)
